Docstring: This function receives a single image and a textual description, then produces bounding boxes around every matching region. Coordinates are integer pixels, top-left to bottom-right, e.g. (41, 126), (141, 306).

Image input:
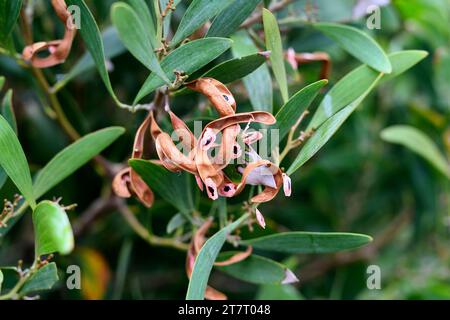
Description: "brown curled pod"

(150, 111), (198, 174)
(231, 160), (284, 204)
(214, 246), (253, 267)
(169, 111), (196, 151)
(22, 0), (76, 68)
(201, 112), (276, 136)
(112, 167), (133, 199)
(187, 78), (236, 117)
(112, 114), (154, 208)
(156, 133), (198, 174)
(212, 124), (241, 170)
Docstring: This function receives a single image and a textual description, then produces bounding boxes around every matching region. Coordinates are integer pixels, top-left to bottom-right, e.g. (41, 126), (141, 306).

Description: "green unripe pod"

(33, 200), (74, 256)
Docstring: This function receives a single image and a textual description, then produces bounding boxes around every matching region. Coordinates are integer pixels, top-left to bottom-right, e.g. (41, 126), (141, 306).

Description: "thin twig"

(240, 0), (294, 29)
(73, 194), (118, 236)
(117, 200), (189, 251)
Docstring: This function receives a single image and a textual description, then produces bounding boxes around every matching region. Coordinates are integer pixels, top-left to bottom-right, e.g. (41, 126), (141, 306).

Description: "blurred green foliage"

(0, 0), (449, 300)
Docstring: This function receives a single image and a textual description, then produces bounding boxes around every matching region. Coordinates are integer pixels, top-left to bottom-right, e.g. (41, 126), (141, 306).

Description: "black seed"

(208, 187), (215, 195)
(233, 145), (239, 154)
(224, 186), (231, 192)
(223, 95), (229, 102)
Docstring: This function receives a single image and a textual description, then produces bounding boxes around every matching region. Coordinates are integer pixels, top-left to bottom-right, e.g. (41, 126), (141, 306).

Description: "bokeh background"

(0, 0), (449, 299)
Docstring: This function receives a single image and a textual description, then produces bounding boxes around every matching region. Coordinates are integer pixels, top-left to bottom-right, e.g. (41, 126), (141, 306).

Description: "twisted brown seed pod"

(187, 78), (236, 117)
(22, 0), (76, 68)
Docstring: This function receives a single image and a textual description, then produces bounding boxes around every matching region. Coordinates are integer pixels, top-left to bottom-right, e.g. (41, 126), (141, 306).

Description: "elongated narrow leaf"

(275, 80), (328, 141)
(134, 38), (232, 103)
(0, 89), (17, 190)
(33, 201), (74, 256)
(243, 232), (372, 254)
(308, 64), (380, 130)
(111, 3), (169, 84)
(0, 0), (22, 44)
(217, 253), (288, 285)
(207, 0), (261, 38)
(2, 89), (17, 133)
(263, 9), (289, 103)
(382, 50), (429, 82)
(166, 213), (187, 234)
(186, 214), (249, 300)
(381, 125), (450, 178)
(174, 53), (267, 96)
(287, 93), (378, 174)
(129, 159), (195, 214)
(0, 115), (36, 208)
(314, 22), (392, 73)
(53, 27), (126, 92)
(20, 263), (59, 296)
(232, 31), (273, 112)
(288, 51), (428, 173)
(308, 51), (428, 130)
(65, 0), (126, 108)
(256, 284), (303, 300)
(0, 76), (4, 90)
(128, 0), (159, 48)
(171, 0), (234, 47)
(33, 127), (124, 199)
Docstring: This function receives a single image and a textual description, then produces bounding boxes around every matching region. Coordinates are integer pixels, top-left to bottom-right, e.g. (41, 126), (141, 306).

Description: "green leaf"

(111, 3), (169, 84)
(174, 53), (267, 96)
(128, 0), (160, 48)
(243, 232), (373, 254)
(288, 93), (378, 174)
(287, 51), (428, 173)
(166, 213), (187, 234)
(0, 115), (36, 209)
(0, 0), (22, 44)
(232, 31), (272, 112)
(20, 263), (59, 296)
(263, 8), (289, 103)
(33, 201), (74, 256)
(65, 0), (127, 108)
(256, 284), (303, 300)
(134, 38), (232, 103)
(186, 214), (249, 300)
(52, 27), (126, 93)
(382, 50), (429, 82)
(275, 80), (328, 141)
(381, 125), (450, 179)
(129, 159), (195, 215)
(171, 0), (234, 47)
(207, 0), (261, 38)
(308, 51), (428, 130)
(0, 89), (17, 190)
(314, 22), (392, 73)
(308, 65), (380, 130)
(217, 253), (288, 285)
(0, 76), (4, 90)
(33, 127), (125, 199)
(2, 89), (17, 133)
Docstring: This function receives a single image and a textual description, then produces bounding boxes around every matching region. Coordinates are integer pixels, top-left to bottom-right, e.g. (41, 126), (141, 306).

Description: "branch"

(240, 0), (293, 29)
(73, 194), (118, 236)
(117, 200), (189, 251)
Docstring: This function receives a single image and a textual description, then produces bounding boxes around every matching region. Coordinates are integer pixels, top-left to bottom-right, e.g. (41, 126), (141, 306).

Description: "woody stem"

(118, 201), (189, 251)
